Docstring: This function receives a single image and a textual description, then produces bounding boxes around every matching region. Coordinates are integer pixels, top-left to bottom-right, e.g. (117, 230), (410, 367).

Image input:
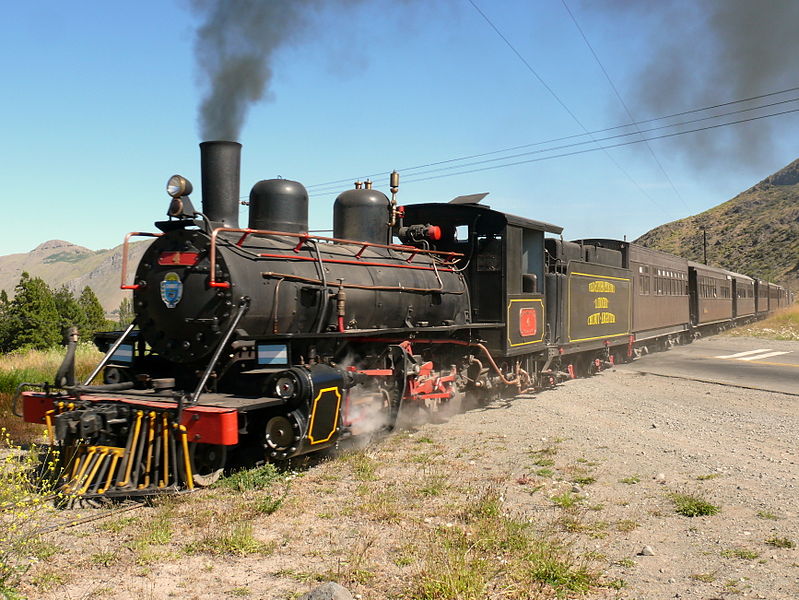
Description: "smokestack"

(200, 141), (241, 229)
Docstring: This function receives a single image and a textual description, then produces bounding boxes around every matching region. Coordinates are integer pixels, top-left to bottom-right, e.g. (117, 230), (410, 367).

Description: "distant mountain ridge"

(0, 240), (150, 316)
(635, 158), (799, 288)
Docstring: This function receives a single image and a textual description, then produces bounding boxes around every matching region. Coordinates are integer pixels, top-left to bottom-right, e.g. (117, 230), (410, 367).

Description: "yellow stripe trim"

(308, 387), (342, 445)
(571, 271), (631, 281)
(506, 298), (545, 347)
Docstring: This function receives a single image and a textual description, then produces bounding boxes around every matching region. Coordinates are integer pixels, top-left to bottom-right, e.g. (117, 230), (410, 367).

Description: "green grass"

(572, 476), (596, 485)
(669, 493), (720, 517)
(721, 548), (759, 560)
(619, 475), (640, 485)
(215, 464), (281, 491)
(550, 491), (584, 509)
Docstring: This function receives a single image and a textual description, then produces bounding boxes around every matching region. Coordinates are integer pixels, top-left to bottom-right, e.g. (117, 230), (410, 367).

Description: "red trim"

(120, 231), (163, 290)
(158, 251), (199, 266)
(208, 226), (462, 289)
(22, 393), (54, 424)
(255, 252), (455, 273)
(357, 369), (393, 376)
(21, 393), (238, 446)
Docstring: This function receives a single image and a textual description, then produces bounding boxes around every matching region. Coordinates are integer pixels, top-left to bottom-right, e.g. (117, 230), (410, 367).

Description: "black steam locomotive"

(17, 141), (790, 497)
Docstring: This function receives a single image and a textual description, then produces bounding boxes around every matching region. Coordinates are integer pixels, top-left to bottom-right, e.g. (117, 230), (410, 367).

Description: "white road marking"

(737, 351), (792, 361)
(716, 349), (772, 359)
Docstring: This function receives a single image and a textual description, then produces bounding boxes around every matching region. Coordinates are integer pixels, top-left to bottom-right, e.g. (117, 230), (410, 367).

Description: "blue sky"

(1, 0), (797, 256)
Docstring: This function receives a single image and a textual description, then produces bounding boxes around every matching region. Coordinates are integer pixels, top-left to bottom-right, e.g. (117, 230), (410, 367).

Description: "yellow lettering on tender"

(588, 281), (616, 293)
(587, 312), (617, 326)
(593, 297), (609, 309)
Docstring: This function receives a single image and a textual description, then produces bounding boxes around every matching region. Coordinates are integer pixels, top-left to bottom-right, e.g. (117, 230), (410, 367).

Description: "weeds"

(418, 475), (448, 497)
(216, 464), (281, 491)
(765, 537), (795, 549)
(619, 475), (640, 485)
(340, 450), (378, 481)
(414, 490), (597, 599)
(670, 492), (720, 517)
(572, 476), (596, 485)
(721, 548), (759, 560)
(0, 429), (64, 597)
(690, 572), (716, 582)
(696, 473), (722, 481)
(757, 510), (780, 520)
(90, 551), (117, 567)
(550, 491), (584, 509)
(186, 523), (271, 556)
(614, 520), (639, 532)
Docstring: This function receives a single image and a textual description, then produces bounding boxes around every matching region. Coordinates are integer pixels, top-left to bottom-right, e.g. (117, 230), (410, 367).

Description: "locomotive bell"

(334, 187), (391, 244)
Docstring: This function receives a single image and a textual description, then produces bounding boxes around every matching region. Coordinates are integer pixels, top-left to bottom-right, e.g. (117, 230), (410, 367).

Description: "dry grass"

(725, 304), (799, 340)
(0, 345), (103, 441)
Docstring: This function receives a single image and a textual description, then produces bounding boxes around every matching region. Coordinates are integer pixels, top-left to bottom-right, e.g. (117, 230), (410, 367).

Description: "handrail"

(120, 232), (163, 290)
(208, 226), (464, 290)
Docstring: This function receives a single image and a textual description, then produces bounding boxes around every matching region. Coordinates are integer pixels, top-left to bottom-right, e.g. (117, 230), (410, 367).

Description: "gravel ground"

(16, 340), (799, 600)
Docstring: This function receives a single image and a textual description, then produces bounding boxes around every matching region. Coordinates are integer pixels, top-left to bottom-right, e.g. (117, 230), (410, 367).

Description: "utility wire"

(465, 0), (667, 213)
(560, 0), (688, 209)
(379, 98), (799, 180)
(306, 95), (799, 195)
(303, 84), (799, 192)
(399, 106), (799, 184)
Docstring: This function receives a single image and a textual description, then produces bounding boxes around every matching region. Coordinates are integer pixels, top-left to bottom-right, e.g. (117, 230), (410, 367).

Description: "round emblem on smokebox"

(160, 272), (183, 308)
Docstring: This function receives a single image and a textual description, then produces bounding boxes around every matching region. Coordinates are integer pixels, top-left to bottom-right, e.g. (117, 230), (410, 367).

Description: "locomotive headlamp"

(166, 174), (193, 198)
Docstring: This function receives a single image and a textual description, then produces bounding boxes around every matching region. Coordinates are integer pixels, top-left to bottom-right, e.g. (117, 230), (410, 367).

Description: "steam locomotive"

(16, 141), (791, 498)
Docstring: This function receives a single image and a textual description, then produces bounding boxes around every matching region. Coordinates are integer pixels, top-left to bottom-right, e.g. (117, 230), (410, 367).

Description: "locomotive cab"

(401, 199), (560, 357)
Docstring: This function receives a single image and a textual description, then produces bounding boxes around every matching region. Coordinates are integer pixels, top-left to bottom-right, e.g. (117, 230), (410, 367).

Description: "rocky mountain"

(635, 158), (799, 288)
(0, 240), (151, 316)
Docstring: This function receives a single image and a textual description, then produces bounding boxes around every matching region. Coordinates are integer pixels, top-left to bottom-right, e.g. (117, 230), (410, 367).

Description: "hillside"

(0, 239), (150, 316)
(635, 158), (799, 288)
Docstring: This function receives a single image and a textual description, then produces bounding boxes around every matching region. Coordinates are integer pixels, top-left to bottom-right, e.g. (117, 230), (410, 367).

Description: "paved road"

(617, 335), (799, 396)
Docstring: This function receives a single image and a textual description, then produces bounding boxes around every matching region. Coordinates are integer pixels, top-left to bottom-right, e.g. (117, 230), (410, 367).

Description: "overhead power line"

(466, 0), (667, 213)
(560, 0), (687, 209)
(398, 106), (799, 184)
(304, 84), (799, 193)
(305, 93), (799, 196)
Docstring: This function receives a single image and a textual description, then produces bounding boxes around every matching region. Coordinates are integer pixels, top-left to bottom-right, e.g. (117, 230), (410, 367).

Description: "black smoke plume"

(590, 0), (799, 171)
(192, 0), (329, 141)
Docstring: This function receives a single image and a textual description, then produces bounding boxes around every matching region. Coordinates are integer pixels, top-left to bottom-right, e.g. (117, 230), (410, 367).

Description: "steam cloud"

(191, 0), (351, 141)
(593, 0), (799, 170)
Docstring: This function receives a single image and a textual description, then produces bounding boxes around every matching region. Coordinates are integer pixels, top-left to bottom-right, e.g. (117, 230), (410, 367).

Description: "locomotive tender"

(17, 141), (791, 498)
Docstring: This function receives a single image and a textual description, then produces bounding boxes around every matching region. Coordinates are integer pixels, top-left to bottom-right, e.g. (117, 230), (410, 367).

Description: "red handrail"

(120, 232), (163, 290)
(208, 226), (463, 289)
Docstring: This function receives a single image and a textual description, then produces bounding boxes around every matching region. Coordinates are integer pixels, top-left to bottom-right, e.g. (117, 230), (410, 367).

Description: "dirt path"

(17, 338), (799, 600)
